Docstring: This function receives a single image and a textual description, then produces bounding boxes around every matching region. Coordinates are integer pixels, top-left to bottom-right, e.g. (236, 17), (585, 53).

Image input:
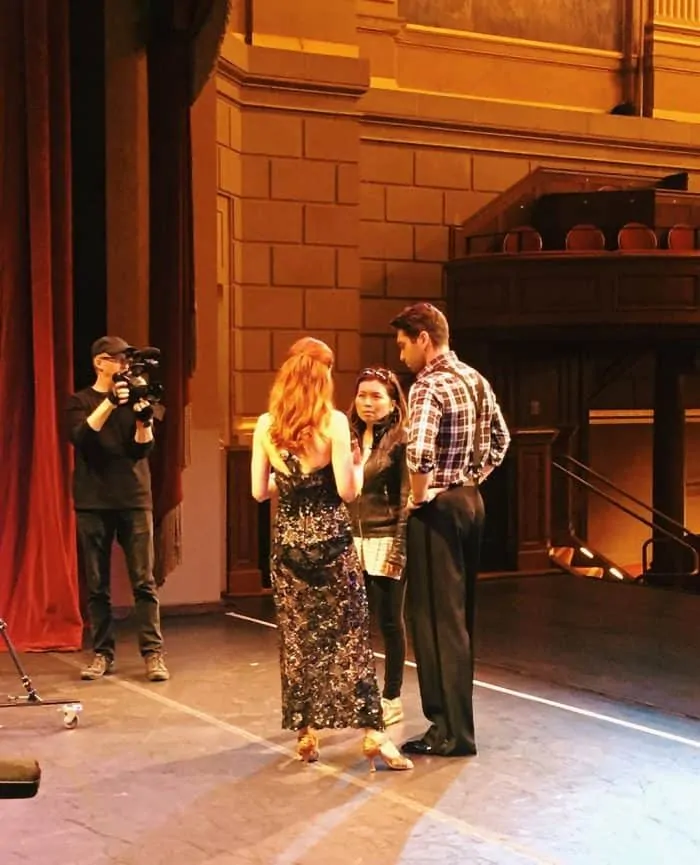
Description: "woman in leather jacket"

(348, 368), (409, 727)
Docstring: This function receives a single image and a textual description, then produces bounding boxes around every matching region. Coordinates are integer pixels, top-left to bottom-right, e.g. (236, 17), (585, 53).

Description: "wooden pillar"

(513, 429), (559, 571)
(651, 346), (686, 574)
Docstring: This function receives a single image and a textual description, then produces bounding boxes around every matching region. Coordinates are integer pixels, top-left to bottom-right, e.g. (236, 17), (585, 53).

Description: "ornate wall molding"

(655, 0), (700, 23)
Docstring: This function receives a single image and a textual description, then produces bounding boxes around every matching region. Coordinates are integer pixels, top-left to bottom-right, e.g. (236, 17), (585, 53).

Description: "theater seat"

(617, 222), (657, 250)
(502, 226), (543, 253)
(667, 224), (696, 251)
(565, 224), (606, 251)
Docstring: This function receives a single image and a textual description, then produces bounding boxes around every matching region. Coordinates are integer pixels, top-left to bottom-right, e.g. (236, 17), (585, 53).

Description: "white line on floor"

(226, 610), (700, 750)
(52, 652), (557, 865)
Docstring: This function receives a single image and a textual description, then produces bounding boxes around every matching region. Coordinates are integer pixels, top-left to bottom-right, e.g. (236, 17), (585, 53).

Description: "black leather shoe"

(402, 738), (477, 757)
(401, 738), (434, 756)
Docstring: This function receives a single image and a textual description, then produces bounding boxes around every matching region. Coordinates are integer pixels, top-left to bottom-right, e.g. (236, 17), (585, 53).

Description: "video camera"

(112, 346), (164, 422)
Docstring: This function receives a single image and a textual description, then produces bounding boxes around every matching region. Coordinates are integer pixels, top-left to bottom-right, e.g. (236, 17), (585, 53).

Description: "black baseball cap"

(91, 336), (133, 357)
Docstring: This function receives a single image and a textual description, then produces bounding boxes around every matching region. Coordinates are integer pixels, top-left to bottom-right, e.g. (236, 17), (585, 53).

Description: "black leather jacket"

(347, 418), (409, 571)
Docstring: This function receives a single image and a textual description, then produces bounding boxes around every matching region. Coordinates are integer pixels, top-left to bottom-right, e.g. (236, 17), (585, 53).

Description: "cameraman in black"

(66, 336), (170, 682)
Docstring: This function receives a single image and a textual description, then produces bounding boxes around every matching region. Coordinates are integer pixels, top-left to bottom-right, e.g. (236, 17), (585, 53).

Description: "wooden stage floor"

(2, 574), (699, 864)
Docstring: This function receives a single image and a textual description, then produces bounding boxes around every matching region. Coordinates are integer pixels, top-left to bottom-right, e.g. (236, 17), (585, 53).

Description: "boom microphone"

(0, 759), (41, 799)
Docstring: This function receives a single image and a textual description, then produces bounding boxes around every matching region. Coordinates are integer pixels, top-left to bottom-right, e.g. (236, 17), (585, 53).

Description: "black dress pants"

(76, 509), (163, 659)
(405, 484), (485, 755)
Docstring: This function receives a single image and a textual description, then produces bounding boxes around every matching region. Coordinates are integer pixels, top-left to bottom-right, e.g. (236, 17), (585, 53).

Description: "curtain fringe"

(154, 504), (183, 587)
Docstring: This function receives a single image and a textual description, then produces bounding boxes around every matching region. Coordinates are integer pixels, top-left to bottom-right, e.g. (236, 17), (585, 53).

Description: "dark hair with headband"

(348, 367), (408, 454)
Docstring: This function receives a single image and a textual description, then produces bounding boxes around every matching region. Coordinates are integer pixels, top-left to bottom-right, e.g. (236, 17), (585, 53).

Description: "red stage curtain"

(0, 0), (83, 650)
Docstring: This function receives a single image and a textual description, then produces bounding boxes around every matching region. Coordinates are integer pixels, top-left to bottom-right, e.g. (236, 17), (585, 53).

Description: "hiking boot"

(80, 654), (115, 681)
(381, 697), (404, 726)
(145, 652), (170, 682)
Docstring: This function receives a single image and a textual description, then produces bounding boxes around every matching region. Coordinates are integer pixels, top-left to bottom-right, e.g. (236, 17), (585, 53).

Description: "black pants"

(405, 485), (485, 756)
(76, 509), (163, 660)
(365, 573), (407, 700)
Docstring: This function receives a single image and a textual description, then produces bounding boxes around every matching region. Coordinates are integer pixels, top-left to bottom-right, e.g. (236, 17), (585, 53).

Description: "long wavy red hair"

(268, 337), (335, 453)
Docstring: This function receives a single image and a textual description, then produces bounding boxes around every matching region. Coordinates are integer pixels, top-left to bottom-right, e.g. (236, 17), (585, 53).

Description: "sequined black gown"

(271, 452), (384, 732)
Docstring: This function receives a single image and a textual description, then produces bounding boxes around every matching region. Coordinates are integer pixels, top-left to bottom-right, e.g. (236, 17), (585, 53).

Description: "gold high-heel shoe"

(362, 732), (414, 772)
(296, 729), (320, 763)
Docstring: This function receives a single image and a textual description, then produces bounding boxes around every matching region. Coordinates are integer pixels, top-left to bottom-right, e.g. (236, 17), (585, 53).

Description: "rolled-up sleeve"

(488, 398), (510, 467)
(406, 380), (442, 474)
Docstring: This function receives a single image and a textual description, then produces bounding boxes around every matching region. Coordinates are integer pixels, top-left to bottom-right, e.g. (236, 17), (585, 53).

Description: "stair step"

(571, 566), (605, 578)
(550, 546), (575, 566)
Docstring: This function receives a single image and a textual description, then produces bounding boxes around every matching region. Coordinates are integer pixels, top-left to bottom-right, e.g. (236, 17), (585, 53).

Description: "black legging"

(365, 573), (407, 700)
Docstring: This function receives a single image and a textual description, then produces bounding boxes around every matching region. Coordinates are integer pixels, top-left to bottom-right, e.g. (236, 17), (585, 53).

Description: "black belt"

(445, 478), (477, 489)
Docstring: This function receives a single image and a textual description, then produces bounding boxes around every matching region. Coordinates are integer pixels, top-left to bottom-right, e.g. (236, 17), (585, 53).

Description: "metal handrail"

(640, 537), (697, 575)
(559, 454), (692, 537)
(556, 350), (643, 479)
(552, 461), (699, 575)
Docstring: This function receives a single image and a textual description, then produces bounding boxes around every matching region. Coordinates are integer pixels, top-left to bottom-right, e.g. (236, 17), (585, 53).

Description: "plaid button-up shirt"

(406, 351), (511, 486)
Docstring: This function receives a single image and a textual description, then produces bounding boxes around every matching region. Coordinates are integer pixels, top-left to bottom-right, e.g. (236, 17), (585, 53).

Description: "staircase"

(549, 543), (634, 583)
(550, 455), (699, 591)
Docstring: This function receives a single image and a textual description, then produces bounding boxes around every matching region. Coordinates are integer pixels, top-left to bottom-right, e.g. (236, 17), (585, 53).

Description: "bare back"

(251, 410), (361, 503)
(265, 427), (333, 477)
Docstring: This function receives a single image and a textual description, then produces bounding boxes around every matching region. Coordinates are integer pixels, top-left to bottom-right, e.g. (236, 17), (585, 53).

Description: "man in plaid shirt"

(390, 302), (510, 757)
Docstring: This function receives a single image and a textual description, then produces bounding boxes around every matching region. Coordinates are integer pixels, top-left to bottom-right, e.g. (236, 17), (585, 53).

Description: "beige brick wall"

(359, 142), (536, 369)
(220, 98), (700, 409)
(217, 92), (362, 428)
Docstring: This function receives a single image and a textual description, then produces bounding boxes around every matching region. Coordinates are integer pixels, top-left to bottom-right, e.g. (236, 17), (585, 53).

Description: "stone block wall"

(358, 144), (538, 368)
(216, 66), (365, 424)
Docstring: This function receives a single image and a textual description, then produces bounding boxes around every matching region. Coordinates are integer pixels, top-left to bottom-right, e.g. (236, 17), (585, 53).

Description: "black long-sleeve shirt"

(66, 387), (154, 510)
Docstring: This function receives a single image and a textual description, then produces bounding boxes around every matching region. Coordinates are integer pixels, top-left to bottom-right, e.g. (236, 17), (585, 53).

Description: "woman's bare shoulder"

(253, 414), (272, 449)
(325, 410), (349, 438)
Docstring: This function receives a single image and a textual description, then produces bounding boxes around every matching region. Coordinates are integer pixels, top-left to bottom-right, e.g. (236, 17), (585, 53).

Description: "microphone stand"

(0, 618), (82, 729)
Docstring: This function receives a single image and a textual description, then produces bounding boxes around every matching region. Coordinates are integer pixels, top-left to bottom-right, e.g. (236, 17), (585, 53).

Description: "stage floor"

(2, 577), (700, 865)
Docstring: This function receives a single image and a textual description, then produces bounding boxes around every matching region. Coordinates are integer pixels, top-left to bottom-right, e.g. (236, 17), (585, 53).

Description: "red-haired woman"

(251, 338), (412, 772)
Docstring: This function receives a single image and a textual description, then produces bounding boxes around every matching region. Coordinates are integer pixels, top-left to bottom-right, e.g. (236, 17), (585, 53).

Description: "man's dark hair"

(389, 302), (449, 346)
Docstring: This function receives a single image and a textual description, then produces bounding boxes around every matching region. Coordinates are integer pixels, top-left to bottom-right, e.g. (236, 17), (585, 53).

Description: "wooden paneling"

(447, 252), (700, 336)
(513, 429), (559, 570)
(517, 277), (602, 313)
(225, 447), (267, 596)
(216, 193), (230, 287)
(615, 275), (698, 309)
(399, 0), (624, 51)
